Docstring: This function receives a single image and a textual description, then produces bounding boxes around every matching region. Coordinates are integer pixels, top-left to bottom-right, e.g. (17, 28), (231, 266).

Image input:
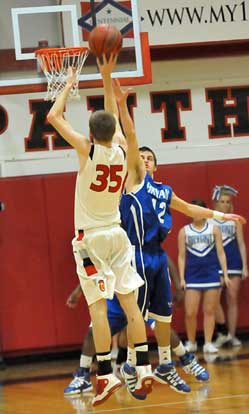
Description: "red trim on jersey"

(77, 230), (84, 241)
(85, 264), (97, 276)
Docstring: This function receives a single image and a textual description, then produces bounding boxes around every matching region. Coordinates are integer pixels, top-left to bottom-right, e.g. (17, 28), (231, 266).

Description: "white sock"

(158, 346), (171, 364)
(172, 341), (186, 357)
(80, 354), (92, 369)
(96, 352), (111, 362)
(127, 347), (136, 366)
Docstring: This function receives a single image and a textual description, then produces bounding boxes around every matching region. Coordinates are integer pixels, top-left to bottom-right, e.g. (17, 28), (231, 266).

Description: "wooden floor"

(1, 343), (249, 414)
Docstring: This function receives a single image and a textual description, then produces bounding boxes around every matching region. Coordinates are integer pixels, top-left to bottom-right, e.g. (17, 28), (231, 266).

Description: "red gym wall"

(0, 158), (248, 356)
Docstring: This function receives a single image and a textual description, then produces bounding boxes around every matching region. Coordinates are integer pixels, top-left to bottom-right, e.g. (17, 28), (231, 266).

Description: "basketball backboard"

(0, 0), (151, 95)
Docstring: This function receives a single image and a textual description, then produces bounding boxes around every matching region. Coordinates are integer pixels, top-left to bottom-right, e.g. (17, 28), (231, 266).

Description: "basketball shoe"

(92, 373), (122, 406)
(179, 352), (209, 381)
(64, 368), (93, 395)
(133, 365), (154, 399)
(154, 363), (191, 393)
(121, 363), (153, 400)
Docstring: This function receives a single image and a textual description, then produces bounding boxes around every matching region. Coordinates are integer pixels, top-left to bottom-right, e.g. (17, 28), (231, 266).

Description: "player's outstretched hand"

(97, 53), (117, 77)
(112, 78), (132, 104)
(223, 213), (246, 224)
(66, 66), (77, 89)
(66, 288), (81, 308)
(66, 293), (78, 308)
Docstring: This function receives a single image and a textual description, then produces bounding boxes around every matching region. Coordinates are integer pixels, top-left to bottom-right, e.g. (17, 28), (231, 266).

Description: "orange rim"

(35, 46), (89, 72)
(35, 46), (88, 57)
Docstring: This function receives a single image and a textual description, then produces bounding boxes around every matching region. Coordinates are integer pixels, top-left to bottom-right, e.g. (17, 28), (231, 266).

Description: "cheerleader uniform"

(184, 222), (221, 289)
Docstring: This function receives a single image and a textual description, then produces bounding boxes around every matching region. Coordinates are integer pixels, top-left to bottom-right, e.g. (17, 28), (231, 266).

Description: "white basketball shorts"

(72, 224), (144, 305)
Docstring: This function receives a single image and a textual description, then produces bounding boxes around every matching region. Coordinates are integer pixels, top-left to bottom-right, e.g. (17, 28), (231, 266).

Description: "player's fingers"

(114, 78), (120, 87)
(229, 213), (246, 224)
(111, 53), (118, 65)
(112, 78), (121, 92)
(235, 215), (246, 224)
(102, 53), (107, 64)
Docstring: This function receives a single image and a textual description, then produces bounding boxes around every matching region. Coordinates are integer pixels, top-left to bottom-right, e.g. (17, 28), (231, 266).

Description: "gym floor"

(1, 342), (249, 414)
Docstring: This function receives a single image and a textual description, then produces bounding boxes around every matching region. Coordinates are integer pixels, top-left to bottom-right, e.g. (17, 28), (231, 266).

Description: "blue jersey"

(83, 174), (173, 332)
(184, 222), (221, 290)
(120, 174), (173, 321)
(120, 173), (173, 247)
(209, 219), (242, 274)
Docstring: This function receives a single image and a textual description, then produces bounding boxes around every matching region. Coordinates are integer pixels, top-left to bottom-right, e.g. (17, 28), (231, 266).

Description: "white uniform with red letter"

(72, 143), (144, 305)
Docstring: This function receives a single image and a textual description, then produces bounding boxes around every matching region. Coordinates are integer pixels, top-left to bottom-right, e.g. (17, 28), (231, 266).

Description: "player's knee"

(89, 299), (107, 321)
(116, 292), (135, 313)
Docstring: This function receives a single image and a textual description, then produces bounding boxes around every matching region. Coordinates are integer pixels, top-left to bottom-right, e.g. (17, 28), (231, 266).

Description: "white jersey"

(209, 218), (242, 273)
(74, 143), (127, 230)
(183, 222), (221, 289)
(208, 219), (236, 246)
(184, 222), (215, 258)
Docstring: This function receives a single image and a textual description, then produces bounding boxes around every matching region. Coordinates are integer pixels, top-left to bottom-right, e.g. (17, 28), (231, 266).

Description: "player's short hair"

(89, 110), (116, 142)
(191, 199), (207, 208)
(139, 146), (157, 165)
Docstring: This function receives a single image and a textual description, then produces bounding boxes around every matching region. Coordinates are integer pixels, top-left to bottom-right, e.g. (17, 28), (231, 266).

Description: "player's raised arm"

(171, 193), (246, 225)
(113, 79), (145, 179)
(47, 67), (90, 156)
(97, 54), (126, 148)
(97, 54), (118, 117)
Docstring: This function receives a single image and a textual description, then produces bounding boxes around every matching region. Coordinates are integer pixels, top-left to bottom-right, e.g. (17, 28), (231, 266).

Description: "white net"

(36, 47), (89, 101)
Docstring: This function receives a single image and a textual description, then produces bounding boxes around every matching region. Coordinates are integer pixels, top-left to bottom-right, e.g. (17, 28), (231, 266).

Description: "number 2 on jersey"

(152, 198), (166, 223)
(90, 164), (123, 193)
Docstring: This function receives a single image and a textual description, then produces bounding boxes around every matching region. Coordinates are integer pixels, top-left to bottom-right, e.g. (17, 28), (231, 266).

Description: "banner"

(139, 0), (249, 46)
(1, 57), (249, 177)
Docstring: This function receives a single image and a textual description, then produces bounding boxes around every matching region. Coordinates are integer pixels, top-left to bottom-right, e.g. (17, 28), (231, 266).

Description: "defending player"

(112, 79), (246, 393)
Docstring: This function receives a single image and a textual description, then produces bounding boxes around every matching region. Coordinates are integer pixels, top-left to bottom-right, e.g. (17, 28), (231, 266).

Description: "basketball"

(88, 24), (122, 58)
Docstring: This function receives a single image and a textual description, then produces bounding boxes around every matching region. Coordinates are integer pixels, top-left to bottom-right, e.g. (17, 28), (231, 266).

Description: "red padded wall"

(0, 177), (56, 352)
(0, 158), (248, 355)
(44, 173), (90, 346)
(0, 173), (90, 355)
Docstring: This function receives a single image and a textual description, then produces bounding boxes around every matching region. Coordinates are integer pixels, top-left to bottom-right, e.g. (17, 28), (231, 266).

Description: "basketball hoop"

(35, 47), (89, 101)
